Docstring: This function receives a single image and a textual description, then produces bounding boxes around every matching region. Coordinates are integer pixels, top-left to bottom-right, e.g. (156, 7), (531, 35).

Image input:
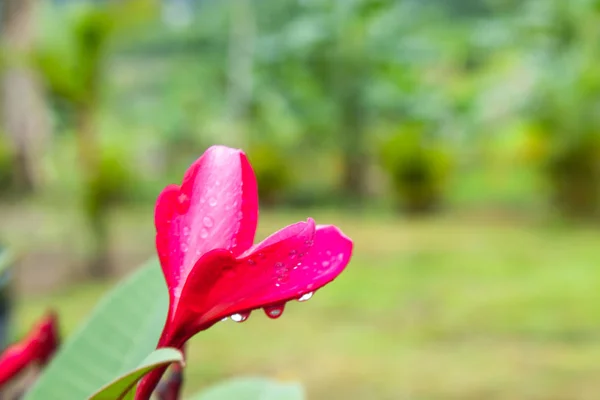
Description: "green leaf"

(25, 260), (169, 400)
(89, 347), (183, 400)
(188, 377), (305, 400)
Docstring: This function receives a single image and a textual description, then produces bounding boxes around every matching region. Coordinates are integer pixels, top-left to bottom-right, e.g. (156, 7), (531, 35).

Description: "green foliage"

(89, 348), (183, 400)
(380, 125), (452, 214)
(189, 377), (305, 400)
(525, 42), (600, 217)
(247, 144), (292, 207)
(0, 136), (14, 195)
(25, 260), (168, 400)
(85, 143), (137, 218)
(34, 0), (158, 105)
(536, 131), (600, 218)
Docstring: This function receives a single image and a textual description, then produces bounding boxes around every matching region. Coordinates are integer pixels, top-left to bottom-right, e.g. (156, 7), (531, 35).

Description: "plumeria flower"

(0, 311), (59, 387)
(136, 146), (353, 399)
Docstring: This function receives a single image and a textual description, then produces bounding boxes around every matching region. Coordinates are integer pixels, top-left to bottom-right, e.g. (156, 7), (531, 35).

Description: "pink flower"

(0, 311), (59, 387)
(136, 146), (352, 399)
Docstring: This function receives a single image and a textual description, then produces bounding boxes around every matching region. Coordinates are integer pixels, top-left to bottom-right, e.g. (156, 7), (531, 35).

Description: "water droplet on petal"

(298, 292), (314, 302)
(275, 262), (284, 269)
(203, 216), (214, 228)
(322, 260), (330, 267)
(182, 226), (190, 236)
(326, 251), (332, 256)
(177, 193), (190, 212)
(209, 197), (218, 207)
(247, 259), (256, 266)
(222, 317), (228, 322)
(230, 312), (249, 322)
(264, 304), (285, 319)
(200, 228), (209, 239)
(288, 250), (297, 259)
(180, 243), (188, 253)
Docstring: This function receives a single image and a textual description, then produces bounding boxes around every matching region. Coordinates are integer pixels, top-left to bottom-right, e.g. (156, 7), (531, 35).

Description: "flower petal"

(155, 146), (259, 302)
(175, 221), (352, 334)
(226, 224), (353, 314)
(0, 311), (59, 386)
(162, 248), (236, 347)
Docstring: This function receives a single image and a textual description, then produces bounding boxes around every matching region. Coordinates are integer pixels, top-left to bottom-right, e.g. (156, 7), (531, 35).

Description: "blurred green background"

(2, 0), (600, 399)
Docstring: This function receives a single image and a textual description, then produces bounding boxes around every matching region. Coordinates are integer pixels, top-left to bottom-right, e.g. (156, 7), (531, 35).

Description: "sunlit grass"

(12, 210), (600, 399)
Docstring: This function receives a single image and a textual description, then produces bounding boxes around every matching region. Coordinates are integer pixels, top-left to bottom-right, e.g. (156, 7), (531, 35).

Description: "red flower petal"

(222, 224), (353, 317)
(166, 220), (352, 345)
(0, 311), (59, 387)
(155, 146), (258, 311)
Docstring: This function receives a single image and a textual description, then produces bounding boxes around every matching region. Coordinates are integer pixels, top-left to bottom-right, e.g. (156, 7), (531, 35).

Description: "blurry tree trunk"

(338, 75), (368, 202)
(331, 2), (369, 203)
(0, 0), (50, 193)
(225, 0), (255, 147)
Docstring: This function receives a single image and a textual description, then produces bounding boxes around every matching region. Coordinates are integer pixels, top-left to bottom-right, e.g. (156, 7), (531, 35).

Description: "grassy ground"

(9, 208), (600, 400)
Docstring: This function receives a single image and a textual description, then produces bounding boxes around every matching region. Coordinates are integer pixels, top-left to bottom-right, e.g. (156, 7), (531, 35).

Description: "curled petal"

(222, 223), (352, 316)
(174, 220), (352, 335)
(155, 146), (259, 306)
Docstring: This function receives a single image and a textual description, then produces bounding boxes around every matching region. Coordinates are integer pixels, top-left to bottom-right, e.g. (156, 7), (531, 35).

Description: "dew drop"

(247, 259), (256, 266)
(177, 193), (190, 212)
(221, 317), (228, 322)
(230, 312), (249, 323)
(326, 250), (332, 256)
(200, 228), (209, 239)
(264, 304), (285, 319)
(275, 262), (284, 269)
(203, 216), (214, 228)
(182, 226), (190, 236)
(322, 260), (330, 267)
(180, 243), (188, 253)
(288, 250), (297, 259)
(298, 292), (314, 302)
(209, 197), (218, 207)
